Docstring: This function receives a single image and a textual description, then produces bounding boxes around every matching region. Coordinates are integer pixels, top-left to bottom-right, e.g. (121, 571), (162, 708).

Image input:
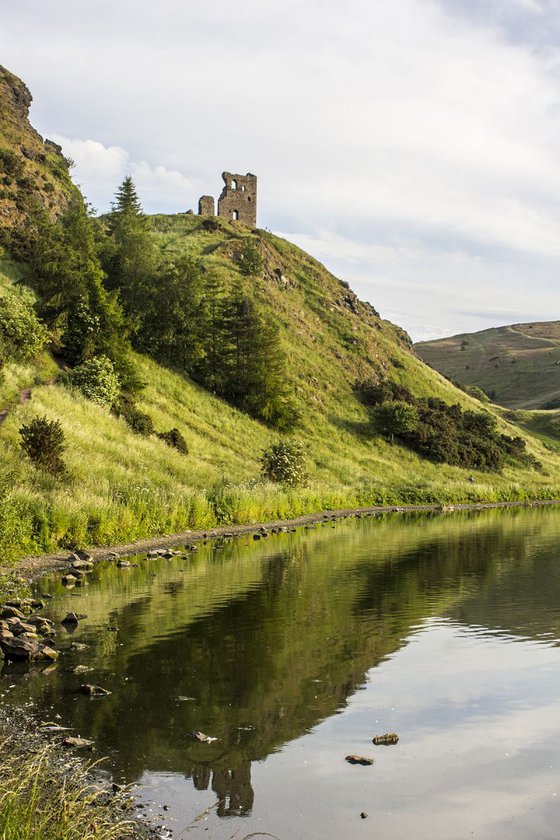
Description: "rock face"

(0, 64), (78, 238)
(345, 755), (374, 766)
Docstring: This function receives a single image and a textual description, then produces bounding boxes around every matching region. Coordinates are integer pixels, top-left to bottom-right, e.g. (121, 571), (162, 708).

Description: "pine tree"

(105, 177), (158, 328)
(111, 175), (143, 215)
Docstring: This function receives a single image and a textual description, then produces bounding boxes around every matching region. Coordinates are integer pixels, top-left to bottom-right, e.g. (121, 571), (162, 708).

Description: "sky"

(1, 0), (560, 341)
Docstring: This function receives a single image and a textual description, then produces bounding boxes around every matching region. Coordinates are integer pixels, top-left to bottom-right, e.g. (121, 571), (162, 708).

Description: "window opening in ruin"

(233, 210), (239, 220)
(232, 179), (238, 190)
(248, 197), (252, 202)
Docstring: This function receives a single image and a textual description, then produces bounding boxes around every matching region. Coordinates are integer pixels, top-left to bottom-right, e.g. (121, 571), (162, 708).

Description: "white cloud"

(49, 135), (199, 214)
(2, 0), (560, 336)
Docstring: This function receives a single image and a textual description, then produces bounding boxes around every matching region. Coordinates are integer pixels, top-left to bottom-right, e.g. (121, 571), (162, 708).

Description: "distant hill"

(416, 322), (560, 410)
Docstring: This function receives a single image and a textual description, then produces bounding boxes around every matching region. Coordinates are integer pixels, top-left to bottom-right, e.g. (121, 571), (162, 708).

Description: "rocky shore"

(5, 497), (559, 585)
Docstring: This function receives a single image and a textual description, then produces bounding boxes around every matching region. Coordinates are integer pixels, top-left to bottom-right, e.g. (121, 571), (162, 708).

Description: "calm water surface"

(4, 507), (560, 839)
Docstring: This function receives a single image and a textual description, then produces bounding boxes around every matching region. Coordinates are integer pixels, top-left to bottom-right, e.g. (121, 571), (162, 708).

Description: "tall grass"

(0, 737), (136, 840)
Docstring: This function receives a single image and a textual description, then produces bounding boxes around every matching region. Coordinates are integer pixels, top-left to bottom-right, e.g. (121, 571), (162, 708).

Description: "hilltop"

(416, 322), (560, 410)
(1, 65), (560, 562)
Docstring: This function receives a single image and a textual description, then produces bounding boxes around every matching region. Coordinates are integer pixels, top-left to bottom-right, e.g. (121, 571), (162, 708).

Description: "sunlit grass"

(0, 737), (136, 840)
(1, 224), (560, 562)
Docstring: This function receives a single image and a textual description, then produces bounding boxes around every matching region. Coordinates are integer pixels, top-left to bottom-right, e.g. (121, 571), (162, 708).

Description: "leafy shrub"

(373, 400), (419, 442)
(0, 287), (47, 366)
(68, 355), (120, 407)
(157, 428), (188, 454)
(237, 239), (263, 277)
(20, 416), (66, 476)
(260, 438), (306, 486)
(111, 392), (154, 435)
(0, 148), (23, 178)
(355, 378), (415, 406)
(371, 392), (538, 473)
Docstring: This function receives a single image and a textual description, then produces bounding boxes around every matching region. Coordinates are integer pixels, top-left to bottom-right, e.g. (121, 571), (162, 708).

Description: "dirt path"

(0, 386), (33, 426)
(6, 497), (560, 583)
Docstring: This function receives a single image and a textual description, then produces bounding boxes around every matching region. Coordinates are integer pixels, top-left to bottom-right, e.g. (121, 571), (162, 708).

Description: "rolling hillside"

(416, 322), (560, 410)
(1, 64), (560, 562)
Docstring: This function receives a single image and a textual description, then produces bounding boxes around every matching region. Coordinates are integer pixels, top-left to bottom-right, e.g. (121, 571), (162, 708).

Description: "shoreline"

(6, 497), (560, 583)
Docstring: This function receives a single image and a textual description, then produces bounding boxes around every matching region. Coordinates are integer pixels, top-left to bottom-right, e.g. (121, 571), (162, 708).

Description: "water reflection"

(2, 507), (560, 838)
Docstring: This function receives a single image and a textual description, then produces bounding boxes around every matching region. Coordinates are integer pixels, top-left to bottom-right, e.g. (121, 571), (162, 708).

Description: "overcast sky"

(2, 0), (560, 341)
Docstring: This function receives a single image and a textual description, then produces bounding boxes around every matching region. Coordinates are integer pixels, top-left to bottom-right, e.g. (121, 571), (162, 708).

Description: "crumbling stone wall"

(198, 195), (215, 216)
(198, 172), (257, 225)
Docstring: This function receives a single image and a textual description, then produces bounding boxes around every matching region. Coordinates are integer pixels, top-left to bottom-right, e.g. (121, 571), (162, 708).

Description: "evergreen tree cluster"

(11, 176), (296, 430)
(101, 178), (297, 430)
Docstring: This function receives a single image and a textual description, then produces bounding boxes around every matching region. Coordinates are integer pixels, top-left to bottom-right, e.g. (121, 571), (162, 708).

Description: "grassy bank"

(1, 351), (560, 564)
(0, 710), (152, 840)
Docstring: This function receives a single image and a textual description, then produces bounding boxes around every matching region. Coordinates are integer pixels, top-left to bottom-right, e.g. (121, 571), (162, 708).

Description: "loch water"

(4, 507), (560, 840)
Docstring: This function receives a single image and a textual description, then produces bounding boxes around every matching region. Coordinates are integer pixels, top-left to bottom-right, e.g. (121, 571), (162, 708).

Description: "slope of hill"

(1, 65), (560, 563)
(416, 322), (560, 410)
(0, 65), (78, 244)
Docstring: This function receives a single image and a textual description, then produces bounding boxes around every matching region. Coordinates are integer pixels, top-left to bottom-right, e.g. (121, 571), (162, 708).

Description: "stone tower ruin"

(198, 172), (257, 226)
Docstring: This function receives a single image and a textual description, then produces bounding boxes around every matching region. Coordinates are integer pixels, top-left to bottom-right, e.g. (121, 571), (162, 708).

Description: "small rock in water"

(61, 612), (86, 626)
(70, 664), (93, 675)
(70, 642), (88, 651)
(63, 736), (93, 749)
(62, 574), (77, 586)
(189, 730), (218, 743)
(71, 559), (93, 571)
(116, 560), (131, 568)
(372, 732), (399, 746)
(253, 534), (261, 541)
(345, 755), (374, 766)
(79, 684), (111, 697)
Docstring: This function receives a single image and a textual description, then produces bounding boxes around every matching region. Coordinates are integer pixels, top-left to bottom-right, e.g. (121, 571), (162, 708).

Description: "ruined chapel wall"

(217, 172), (257, 225)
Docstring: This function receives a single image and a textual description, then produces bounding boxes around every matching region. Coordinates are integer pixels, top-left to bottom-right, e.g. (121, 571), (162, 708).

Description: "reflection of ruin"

(191, 761), (254, 816)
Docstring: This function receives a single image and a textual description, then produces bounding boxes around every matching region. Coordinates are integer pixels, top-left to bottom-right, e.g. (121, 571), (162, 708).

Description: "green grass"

(416, 322), (560, 410)
(1, 218), (560, 562)
(0, 736), (137, 839)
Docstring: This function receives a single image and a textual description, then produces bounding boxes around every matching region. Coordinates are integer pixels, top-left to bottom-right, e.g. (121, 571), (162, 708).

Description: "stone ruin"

(198, 172), (257, 226)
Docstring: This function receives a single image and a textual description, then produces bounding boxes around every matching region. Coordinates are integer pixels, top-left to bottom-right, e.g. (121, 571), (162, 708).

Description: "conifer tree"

(111, 175), (143, 216)
(105, 177), (158, 328)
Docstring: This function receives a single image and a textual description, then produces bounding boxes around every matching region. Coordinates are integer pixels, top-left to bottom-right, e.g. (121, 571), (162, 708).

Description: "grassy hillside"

(416, 322), (560, 410)
(1, 64), (560, 563)
(2, 222), (560, 562)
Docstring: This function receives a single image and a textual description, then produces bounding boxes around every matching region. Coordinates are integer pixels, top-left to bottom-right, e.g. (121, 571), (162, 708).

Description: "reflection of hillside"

(447, 523), (560, 642)
(11, 508), (560, 813)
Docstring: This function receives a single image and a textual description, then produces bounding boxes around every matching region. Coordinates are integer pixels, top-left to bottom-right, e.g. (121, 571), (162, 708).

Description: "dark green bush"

(157, 428), (188, 454)
(20, 416), (66, 476)
(0, 148), (23, 178)
(112, 393), (154, 436)
(355, 378), (415, 406)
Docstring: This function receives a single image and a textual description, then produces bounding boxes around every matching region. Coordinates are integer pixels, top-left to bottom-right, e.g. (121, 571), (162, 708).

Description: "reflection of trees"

(8, 507), (560, 817)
